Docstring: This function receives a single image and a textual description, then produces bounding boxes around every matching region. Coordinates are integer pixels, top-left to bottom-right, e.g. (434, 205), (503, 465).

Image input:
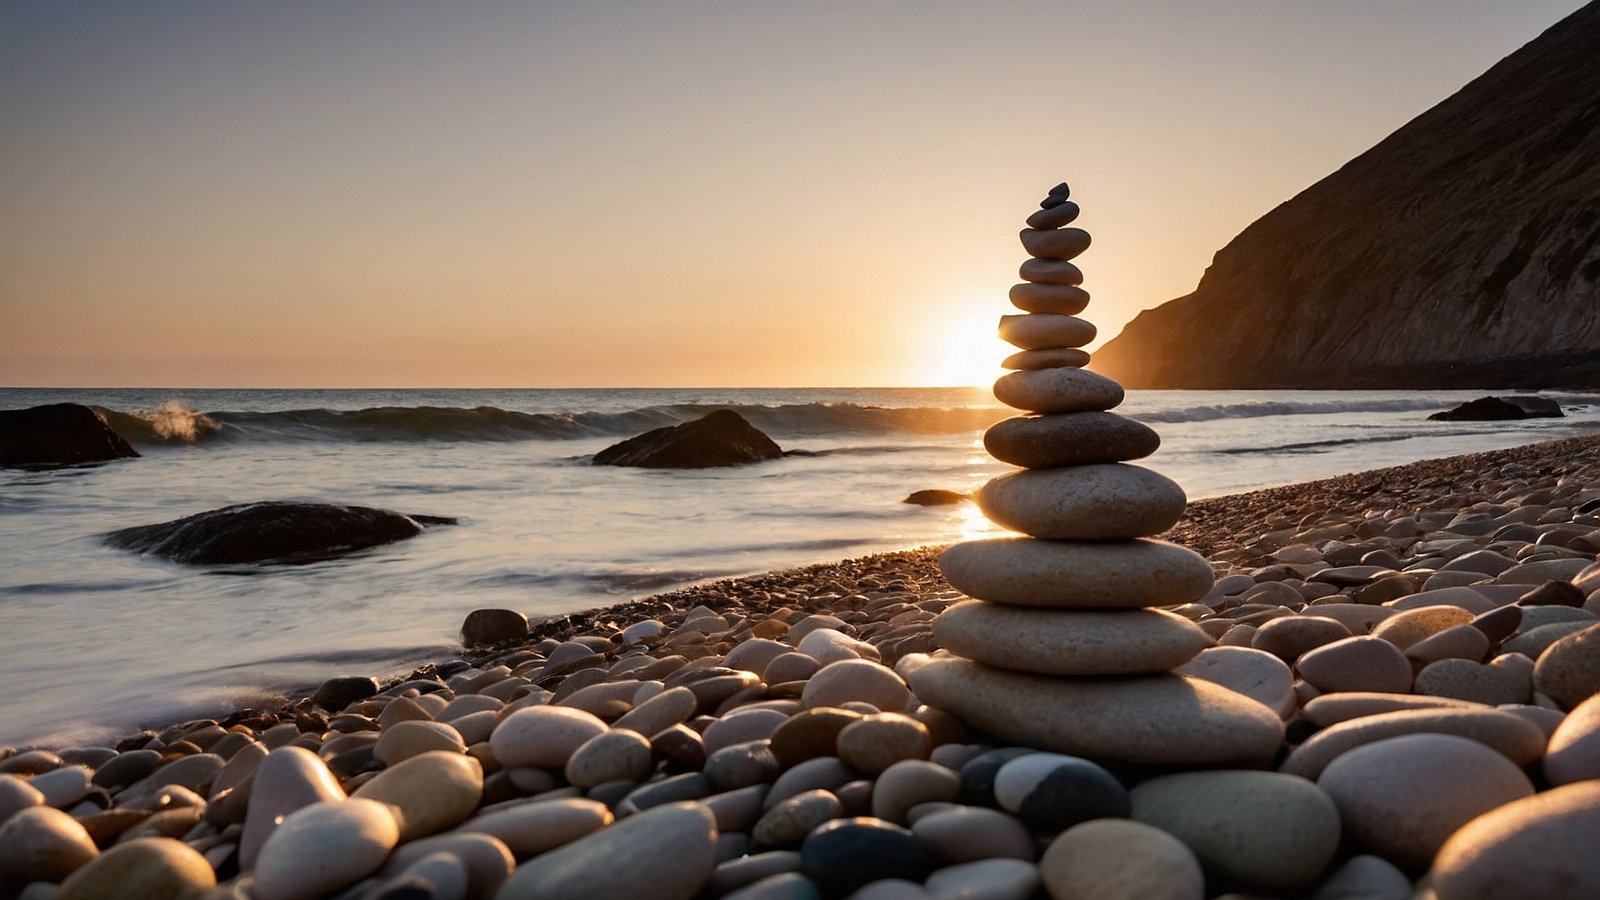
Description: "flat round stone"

(1316, 733), (1534, 870)
(1020, 227), (1091, 261)
(939, 538), (1215, 609)
(1001, 348), (1090, 370)
(1025, 202), (1079, 230)
(998, 314), (1096, 351)
(984, 412), (1159, 468)
(1040, 819), (1203, 900)
(902, 655), (1284, 766)
(494, 802), (716, 900)
(1018, 258), (1083, 286)
(993, 753), (1130, 828)
(1009, 283), (1089, 315)
(1130, 771), (1340, 895)
(1171, 646), (1297, 719)
(1278, 707), (1546, 779)
(933, 602), (1211, 675)
(993, 368), (1123, 414)
(977, 464), (1186, 540)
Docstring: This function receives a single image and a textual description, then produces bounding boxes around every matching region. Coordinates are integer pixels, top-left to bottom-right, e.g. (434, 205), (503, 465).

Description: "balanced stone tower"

(904, 182), (1285, 766)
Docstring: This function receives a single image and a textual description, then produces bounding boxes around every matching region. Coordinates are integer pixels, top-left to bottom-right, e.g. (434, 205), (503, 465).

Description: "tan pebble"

(57, 837), (215, 900)
(704, 709), (790, 755)
(1041, 818), (1203, 900)
(454, 797), (611, 860)
(1533, 622), (1600, 709)
(252, 798), (399, 900)
(493, 801), (716, 900)
(489, 706), (607, 769)
(0, 806), (99, 887)
(374, 720), (466, 765)
(769, 708), (864, 768)
(352, 750), (483, 841)
(1301, 692), (1487, 727)
(381, 831), (515, 900)
(0, 774), (45, 823)
(1297, 637), (1413, 694)
(1317, 733), (1534, 869)
(564, 729), (653, 788)
(1429, 780), (1600, 899)
(1373, 606), (1476, 650)
(1544, 692), (1600, 785)
(1279, 707), (1546, 779)
(238, 745), (345, 870)
(1251, 616), (1352, 663)
(837, 714), (931, 775)
(377, 695), (434, 728)
(1405, 624), (1491, 665)
(801, 659), (910, 711)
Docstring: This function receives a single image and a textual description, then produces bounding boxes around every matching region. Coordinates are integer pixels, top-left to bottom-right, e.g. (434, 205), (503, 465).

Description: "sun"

(921, 306), (1010, 388)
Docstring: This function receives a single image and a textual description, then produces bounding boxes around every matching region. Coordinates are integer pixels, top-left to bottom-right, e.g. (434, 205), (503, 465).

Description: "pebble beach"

(3, 432), (1600, 899)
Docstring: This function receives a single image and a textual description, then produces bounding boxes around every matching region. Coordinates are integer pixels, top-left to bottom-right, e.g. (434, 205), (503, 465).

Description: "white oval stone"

(564, 729), (654, 787)
(993, 367), (1123, 414)
(940, 538), (1214, 609)
(239, 745), (346, 870)
(1430, 780), (1600, 899)
(977, 464), (1186, 540)
(934, 602), (1211, 675)
(1170, 646), (1298, 719)
(903, 655), (1283, 766)
(252, 798), (399, 900)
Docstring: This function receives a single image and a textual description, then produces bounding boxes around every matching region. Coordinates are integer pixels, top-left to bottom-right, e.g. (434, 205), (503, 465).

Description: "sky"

(1, 0), (1590, 388)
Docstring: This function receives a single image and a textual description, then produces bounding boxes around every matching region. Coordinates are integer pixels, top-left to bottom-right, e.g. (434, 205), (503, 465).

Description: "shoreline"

(46, 429), (1600, 752)
(2, 430), (1598, 896)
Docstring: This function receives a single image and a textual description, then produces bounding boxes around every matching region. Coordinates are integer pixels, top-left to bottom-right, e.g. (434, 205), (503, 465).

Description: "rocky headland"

(1092, 1), (1600, 389)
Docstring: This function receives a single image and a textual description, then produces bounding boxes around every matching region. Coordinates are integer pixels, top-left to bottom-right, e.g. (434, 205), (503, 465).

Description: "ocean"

(3, 386), (1598, 747)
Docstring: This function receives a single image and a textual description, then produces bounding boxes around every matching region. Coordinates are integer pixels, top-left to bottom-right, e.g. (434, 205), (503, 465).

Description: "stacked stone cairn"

(904, 182), (1286, 766)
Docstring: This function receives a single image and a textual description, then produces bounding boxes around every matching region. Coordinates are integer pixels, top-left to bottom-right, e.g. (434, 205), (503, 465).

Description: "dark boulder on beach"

(0, 403), (140, 467)
(105, 501), (457, 565)
(461, 608), (531, 646)
(1429, 396), (1565, 421)
(904, 489), (969, 506)
(593, 409), (783, 468)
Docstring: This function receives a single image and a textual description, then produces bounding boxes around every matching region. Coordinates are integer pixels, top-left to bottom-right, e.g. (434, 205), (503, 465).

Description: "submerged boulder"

(0, 403), (140, 466)
(904, 489), (968, 506)
(105, 502), (456, 565)
(1429, 396), (1564, 421)
(593, 409), (783, 468)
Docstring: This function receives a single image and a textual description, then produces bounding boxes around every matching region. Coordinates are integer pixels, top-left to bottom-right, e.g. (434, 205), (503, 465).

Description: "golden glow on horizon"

(923, 307), (1010, 389)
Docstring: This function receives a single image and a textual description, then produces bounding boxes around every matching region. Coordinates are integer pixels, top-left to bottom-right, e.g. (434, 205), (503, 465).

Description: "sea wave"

(1133, 397), (1458, 423)
(97, 401), (1009, 445)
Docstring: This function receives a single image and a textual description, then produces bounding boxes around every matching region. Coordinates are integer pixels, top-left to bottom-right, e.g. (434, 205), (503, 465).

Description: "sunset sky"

(2, 0), (1587, 388)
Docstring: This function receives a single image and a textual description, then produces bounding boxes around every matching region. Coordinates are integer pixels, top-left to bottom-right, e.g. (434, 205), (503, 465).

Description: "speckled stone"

(1429, 781), (1600, 899)
(924, 858), (1040, 900)
(1533, 622), (1600, 709)
(564, 729), (654, 788)
(1251, 616), (1353, 664)
(1040, 819), (1204, 900)
(1413, 654), (1534, 705)
(993, 367), (1122, 414)
(977, 464), (1186, 540)
(939, 538), (1214, 609)
(800, 660), (911, 712)
(752, 789), (842, 847)
(934, 602), (1211, 675)
(1130, 771), (1341, 895)
(836, 714), (931, 775)
(1316, 733), (1534, 869)
(911, 805), (1034, 863)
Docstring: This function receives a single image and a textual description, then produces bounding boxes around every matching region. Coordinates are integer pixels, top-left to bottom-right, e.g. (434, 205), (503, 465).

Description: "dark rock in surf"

(1429, 396), (1565, 421)
(904, 489), (968, 506)
(593, 409), (783, 468)
(105, 501), (456, 565)
(461, 608), (531, 646)
(0, 403), (140, 467)
(313, 676), (380, 712)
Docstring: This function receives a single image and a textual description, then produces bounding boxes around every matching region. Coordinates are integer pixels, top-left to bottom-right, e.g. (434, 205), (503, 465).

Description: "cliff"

(1092, 2), (1600, 390)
